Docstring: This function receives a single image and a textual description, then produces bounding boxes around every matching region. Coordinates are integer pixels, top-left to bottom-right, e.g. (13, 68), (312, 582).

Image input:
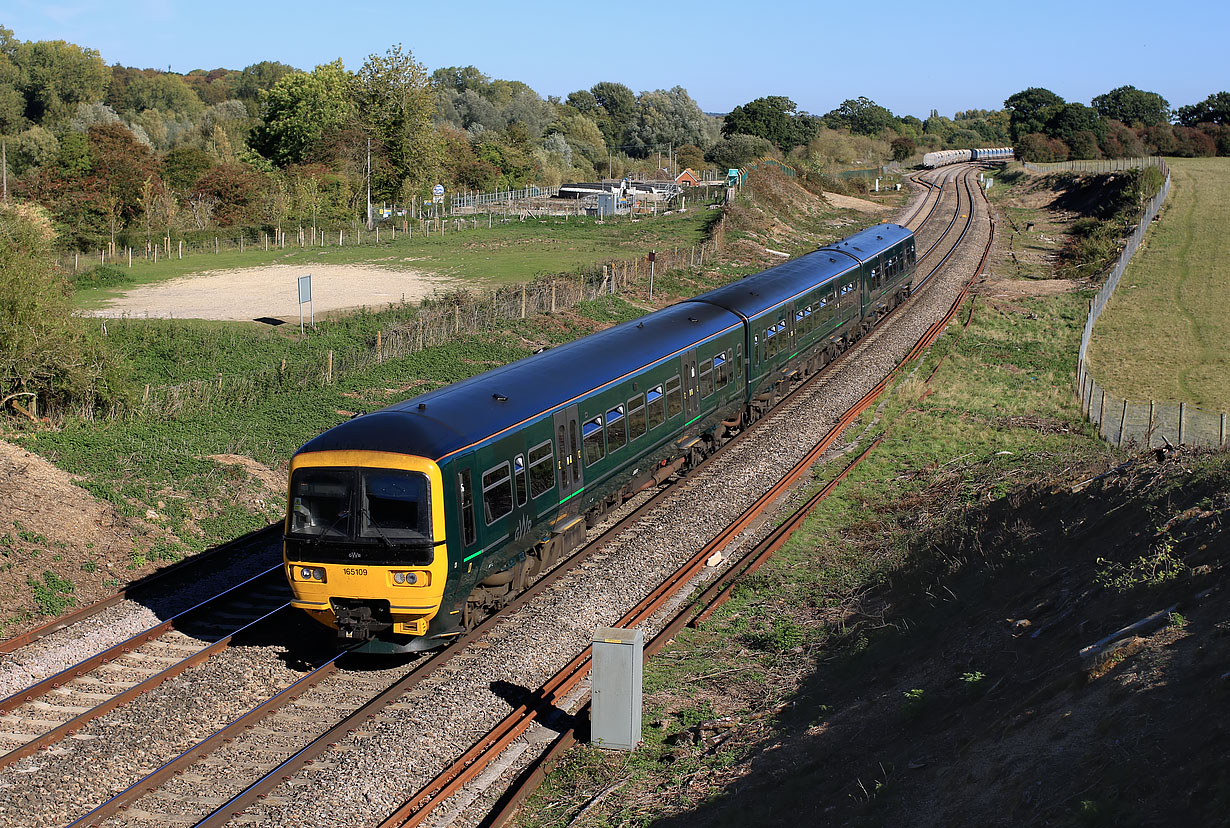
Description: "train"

(922, 147), (1014, 168)
(283, 223), (916, 652)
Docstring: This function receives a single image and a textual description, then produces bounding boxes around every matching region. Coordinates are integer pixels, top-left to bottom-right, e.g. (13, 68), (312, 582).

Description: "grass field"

(1084, 157), (1230, 413)
(72, 208), (722, 308)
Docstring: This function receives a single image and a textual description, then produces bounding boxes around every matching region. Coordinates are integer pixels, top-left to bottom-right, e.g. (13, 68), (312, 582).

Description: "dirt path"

(81, 264), (458, 322)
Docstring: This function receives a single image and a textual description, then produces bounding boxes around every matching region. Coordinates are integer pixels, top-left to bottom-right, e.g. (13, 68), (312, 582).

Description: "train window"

(764, 326), (777, 357)
(715, 352), (728, 388)
(481, 462), (513, 525)
(289, 468), (352, 537)
(736, 344), (743, 376)
(569, 420), (580, 484)
(627, 394), (646, 440)
(528, 441), (554, 498)
(647, 385), (665, 429)
(699, 359), (713, 398)
(871, 268), (880, 290)
(606, 405), (627, 452)
(665, 375), (683, 419)
(458, 469), (476, 546)
(360, 470), (431, 541)
(583, 416), (605, 466)
(513, 454), (528, 507)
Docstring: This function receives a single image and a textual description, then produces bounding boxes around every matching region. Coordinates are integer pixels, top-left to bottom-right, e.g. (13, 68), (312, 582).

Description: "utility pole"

(366, 135), (373, 231)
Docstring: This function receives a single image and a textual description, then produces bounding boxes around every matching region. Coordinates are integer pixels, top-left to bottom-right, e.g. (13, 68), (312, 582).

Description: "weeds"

(27, 571), (75, 616)
(1095, 546), (1186, 592)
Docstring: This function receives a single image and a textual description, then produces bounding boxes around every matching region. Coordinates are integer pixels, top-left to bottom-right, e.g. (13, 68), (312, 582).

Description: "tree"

(1175, 91), (1230, 126)
(0, 30), (26, 134)
(1004, 87), (1065, 141)
(0, 201), (128, 414)
(194, 163), (261, 226)
(252, 60), (352, 166)
(1045, 103), (1106, 147)
(890, 136), (916, 161)
(352, 45), (437, 201)
(676, 143), (705, 171)
(113, 70), (204, 117)
(708, 133), (774, 169)
(624, 86), (717, 156)
(723, 96), (816, 151)
(87, 123), (159, 222)
(12, 37), (109, 124)
(589, 81), (636, 148)
(235, 60), (297, 115)
(163, 145), (214, 193)
(824, 97), (896, 137)
(1092, 85), (1170, 127)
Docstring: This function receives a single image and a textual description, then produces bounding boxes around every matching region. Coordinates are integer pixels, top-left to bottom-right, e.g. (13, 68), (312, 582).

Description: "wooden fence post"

(376, 330), (383, 362)
(327, 350), (334, 384)
(521, 284), (526, 319)
(551, 281), (556, 313)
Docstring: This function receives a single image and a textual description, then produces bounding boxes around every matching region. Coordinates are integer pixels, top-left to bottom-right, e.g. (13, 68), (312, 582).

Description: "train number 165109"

(343, 567), (368, 576)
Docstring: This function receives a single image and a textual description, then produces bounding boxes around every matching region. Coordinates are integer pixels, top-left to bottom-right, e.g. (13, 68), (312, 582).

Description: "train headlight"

(312, 568), (325, 581)
(391, 571), (420, 586)
(393, 571), (406, 584)
(300, 567), (313, 580)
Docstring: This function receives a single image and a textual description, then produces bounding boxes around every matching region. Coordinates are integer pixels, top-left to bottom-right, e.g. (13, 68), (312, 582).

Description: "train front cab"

(283, 450), (450, 651)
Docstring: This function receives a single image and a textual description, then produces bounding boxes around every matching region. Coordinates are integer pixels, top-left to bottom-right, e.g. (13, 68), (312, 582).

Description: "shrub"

(0, 201), (131, 416)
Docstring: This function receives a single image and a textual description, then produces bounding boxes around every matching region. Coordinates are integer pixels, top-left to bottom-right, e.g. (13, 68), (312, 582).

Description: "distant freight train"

(284, 224), (916, 652)
(923, 147), (1014, 168)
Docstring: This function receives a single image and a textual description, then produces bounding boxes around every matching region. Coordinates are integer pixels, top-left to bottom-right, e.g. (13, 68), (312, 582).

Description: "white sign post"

(298, 274), (313, 334)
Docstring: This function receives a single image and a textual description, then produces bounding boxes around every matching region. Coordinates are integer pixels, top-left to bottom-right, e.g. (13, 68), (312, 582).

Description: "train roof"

(690, 224), (912, 320)
(818, 223), (913, 262)
(295, 300), (743, 463)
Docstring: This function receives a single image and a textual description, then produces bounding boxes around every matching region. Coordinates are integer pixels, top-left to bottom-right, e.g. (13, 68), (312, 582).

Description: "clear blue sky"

(4, 0), (1223, 118)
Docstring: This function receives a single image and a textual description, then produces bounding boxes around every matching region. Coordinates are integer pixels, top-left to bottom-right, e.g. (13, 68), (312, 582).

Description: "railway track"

(0, 165), (992, 828)
(373, 164), (996, 828)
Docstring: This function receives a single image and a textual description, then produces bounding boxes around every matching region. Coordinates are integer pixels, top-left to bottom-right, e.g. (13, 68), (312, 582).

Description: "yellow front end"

(283, 450), (449, 639)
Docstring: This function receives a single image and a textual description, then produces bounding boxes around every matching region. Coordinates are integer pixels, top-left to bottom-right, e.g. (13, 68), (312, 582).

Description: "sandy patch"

(81, 264), (458, 322)
(822, 191), (891, 214)
(978, 276), (1081, 299)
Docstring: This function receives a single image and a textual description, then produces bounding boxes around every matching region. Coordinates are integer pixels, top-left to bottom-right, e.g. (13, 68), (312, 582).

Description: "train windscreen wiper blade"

(360, 508), (395, 548)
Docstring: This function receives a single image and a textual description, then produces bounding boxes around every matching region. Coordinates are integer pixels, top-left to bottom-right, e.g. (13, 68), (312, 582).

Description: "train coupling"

(333, 602), (391, 641)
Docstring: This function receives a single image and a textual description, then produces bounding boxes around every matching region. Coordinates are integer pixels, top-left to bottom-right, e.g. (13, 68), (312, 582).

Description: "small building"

(674, 168), (700, 187)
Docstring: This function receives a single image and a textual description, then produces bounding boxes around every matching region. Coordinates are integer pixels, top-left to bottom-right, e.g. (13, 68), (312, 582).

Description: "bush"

(71, 263), (135, 290)
(0, 201), (131, 417)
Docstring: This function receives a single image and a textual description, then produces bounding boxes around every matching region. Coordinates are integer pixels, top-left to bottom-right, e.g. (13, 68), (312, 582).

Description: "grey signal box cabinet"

(591, 626), (643, 750)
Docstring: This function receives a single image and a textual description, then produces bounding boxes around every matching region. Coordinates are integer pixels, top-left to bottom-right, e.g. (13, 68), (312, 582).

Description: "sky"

(3, 0), (1225, 119)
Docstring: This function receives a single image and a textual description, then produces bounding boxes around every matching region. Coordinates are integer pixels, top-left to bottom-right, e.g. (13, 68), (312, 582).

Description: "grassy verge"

(1084, 157), (1230, 413)
(512, 279), (1123, 825)
(71, 208), (722, 307)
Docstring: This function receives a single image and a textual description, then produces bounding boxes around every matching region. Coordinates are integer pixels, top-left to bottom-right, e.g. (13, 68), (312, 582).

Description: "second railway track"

(0, 165), (994, 828)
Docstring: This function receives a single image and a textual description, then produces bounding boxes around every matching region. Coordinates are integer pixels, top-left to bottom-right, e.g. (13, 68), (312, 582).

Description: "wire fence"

(1062, 156), (1227, 448)
(1024, 156), (1167, 175)
(68, 214), (730, 422)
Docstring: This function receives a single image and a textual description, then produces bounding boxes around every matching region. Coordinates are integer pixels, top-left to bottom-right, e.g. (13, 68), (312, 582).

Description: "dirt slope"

(650, 448), (1230, 828)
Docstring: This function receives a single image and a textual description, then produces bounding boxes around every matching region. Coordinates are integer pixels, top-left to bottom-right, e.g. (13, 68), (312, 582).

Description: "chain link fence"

(1058, 157), (1228, 448)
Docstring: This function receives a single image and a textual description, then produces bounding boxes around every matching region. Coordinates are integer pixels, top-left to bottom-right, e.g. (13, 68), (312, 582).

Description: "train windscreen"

(289, 467), (432, 545)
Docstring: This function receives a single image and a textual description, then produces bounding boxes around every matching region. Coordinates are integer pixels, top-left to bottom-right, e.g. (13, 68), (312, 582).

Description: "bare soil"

(636, 449), (1230, 828)
(0, 441), (286, 638)
(80, 264), (458, 322)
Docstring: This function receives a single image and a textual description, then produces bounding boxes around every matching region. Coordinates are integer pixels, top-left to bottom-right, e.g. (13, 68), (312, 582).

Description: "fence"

(450, 185), (561, 211)
(76, 216), (730, 422)
(1024, 156), (1166, 175)
(1066, 157), (1226, 448)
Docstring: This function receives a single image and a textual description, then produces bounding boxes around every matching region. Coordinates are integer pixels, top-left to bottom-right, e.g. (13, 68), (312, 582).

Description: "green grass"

(1084, 158), (1230, 413)
(72, 208), (720, 307)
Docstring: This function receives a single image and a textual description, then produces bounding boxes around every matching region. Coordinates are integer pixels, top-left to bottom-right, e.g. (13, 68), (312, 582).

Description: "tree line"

(1, 23), (1227, 256)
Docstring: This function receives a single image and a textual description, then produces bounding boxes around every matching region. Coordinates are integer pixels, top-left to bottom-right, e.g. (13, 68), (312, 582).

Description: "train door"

(681, 350), (699, 420)
(552, 405), (583, 504)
